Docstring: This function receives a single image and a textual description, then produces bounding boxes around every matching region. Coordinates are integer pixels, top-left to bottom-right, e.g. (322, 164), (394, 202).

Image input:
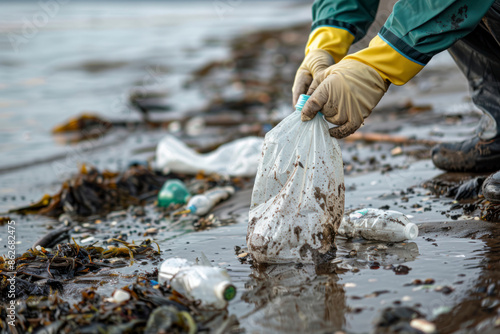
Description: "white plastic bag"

(155, 135), (263, 177)
(247, 97), (344, 264)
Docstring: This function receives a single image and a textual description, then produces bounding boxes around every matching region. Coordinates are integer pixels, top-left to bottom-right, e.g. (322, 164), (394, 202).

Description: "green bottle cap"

(223, 284), (236, 301)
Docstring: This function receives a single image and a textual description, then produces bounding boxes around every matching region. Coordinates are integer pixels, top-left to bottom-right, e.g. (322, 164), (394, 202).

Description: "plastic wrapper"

(155, 135), (263, 177)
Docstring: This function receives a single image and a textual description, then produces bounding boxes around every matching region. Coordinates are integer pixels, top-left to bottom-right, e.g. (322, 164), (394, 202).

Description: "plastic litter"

(186, 186), (235, 216)
(247, 94), (345, 264)
(157, 179), (191, 208)
(338, 208), (418, 242)
(105, 289), (131, 303)
(158, 257), (236, 309)
(155, 135), (263, 176)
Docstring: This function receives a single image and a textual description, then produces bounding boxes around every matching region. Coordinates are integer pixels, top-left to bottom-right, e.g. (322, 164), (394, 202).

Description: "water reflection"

(336, 239), (420, 270)
(241, 263), (345, 333)
(240, 241), (421, 333)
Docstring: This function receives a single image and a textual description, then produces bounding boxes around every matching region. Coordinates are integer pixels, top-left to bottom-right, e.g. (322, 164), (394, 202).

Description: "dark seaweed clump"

(0, 277), (239, 334)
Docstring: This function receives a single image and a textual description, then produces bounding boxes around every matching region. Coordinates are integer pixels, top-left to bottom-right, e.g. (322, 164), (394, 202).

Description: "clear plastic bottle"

(337, 208), (418, 242)
(158, 257), (236, 309)
(157, 179), (190, 207)
(187, 186), (235, 216)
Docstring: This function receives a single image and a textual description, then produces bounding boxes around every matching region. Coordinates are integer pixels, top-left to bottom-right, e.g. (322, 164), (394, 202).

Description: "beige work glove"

(292, 49), (335, 105)
(301, 59), (390, 139)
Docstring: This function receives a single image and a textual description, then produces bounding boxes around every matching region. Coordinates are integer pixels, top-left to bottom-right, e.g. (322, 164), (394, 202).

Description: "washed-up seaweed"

(0, 277), (239, 334)
(52, 113), (112, 134)
(0, 239), (160, 300)
(9, 165), (169, 219)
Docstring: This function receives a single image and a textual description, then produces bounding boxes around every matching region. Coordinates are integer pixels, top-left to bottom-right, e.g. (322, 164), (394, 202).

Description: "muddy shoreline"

(1, 18), (500, 334)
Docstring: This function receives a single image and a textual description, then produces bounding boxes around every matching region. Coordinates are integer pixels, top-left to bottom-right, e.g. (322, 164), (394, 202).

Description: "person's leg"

(432, 1), (500, 172)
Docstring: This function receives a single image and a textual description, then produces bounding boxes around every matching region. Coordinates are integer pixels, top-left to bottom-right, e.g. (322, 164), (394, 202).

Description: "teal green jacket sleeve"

(380, 0), (495, 65)
(312, 0), (380, 43)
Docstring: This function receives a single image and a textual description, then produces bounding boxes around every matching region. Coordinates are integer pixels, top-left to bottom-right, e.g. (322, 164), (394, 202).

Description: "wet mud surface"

(2, 17), (500, 334)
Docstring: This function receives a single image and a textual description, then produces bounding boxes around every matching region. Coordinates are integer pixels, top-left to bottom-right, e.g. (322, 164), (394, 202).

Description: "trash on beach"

(158, 179), (191, 208)
(155, 134), (263, 177)
(247, 94), (345, 264)
(158, 256), (236, 309)
(338, 208), (419, 242)
(183, 186), (235, 216)
(1, 276), (237, 333)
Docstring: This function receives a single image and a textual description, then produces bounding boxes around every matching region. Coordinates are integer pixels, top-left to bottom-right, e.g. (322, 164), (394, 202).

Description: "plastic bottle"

(157, 179), (190, 207)
(337, 208), (418, 242)
(186, 186), (235, 216)
(158, 257), (236, 309)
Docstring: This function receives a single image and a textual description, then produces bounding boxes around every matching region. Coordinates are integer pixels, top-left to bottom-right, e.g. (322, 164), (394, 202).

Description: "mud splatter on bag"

(247, 94), (345, 264)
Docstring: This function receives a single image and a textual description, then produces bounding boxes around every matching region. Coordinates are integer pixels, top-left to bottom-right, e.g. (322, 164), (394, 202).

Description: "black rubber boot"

(431, 136), (500, 172)
(447, 1), (500, 141)
(482, 171), (500, 203)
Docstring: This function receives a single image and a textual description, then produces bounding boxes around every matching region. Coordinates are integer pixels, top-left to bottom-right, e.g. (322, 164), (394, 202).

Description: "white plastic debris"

(410, 319), (436, 333)
(247, 94), (345, 264)
(338, 208), (418, 242)
(106, 289), (131, 303)
(158, 257), (236, 309)
(155, 135), (263, 177)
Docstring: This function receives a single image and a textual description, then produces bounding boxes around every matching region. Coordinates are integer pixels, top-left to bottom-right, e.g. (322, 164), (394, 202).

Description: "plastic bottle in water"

(337, 208), (418, 242)
(186, 186), (235, 216)
(157, 179), (190, 207)
(158, 257), (236, 309)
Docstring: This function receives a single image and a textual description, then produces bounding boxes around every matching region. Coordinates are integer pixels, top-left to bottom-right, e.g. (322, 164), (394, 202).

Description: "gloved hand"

(292, 49), (334, 105)
(301, 59), (390, 139)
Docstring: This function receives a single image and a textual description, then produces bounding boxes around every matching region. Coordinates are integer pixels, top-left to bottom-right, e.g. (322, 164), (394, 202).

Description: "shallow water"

(0, 0), (310, 171)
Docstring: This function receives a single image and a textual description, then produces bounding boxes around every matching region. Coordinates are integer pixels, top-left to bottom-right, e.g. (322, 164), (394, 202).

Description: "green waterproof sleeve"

(380, 0), (496, 65)
(312, 0), (380, 43)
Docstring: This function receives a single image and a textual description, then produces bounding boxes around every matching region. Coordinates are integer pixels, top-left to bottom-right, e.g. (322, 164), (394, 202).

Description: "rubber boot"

(432, 2), (500, 172)
(482, 171), (500, 203)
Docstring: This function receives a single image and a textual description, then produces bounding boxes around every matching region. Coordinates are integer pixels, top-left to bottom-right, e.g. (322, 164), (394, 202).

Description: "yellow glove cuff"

(343, 34), (425, 86)
(305, 26), (355, 64)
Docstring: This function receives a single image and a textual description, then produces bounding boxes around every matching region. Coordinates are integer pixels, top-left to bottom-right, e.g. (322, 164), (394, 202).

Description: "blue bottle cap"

(294, 94), (310, 111)
(294, 94), (323, 116)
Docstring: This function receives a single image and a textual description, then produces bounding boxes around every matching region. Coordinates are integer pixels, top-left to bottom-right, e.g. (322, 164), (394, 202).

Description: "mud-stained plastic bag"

(247, 94), (345, 264)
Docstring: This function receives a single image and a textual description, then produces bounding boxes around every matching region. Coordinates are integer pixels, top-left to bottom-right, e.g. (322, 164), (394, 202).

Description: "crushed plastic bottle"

(157, 179), (190, 208)
(247, 94), (345, 264)
(338, 208), (418, 242)
(158, 257), (236, 309)
(186, 186), (235, 216)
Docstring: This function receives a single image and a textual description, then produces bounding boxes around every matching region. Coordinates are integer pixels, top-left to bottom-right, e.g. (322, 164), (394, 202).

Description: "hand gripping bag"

(247, 94), (345, 264)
